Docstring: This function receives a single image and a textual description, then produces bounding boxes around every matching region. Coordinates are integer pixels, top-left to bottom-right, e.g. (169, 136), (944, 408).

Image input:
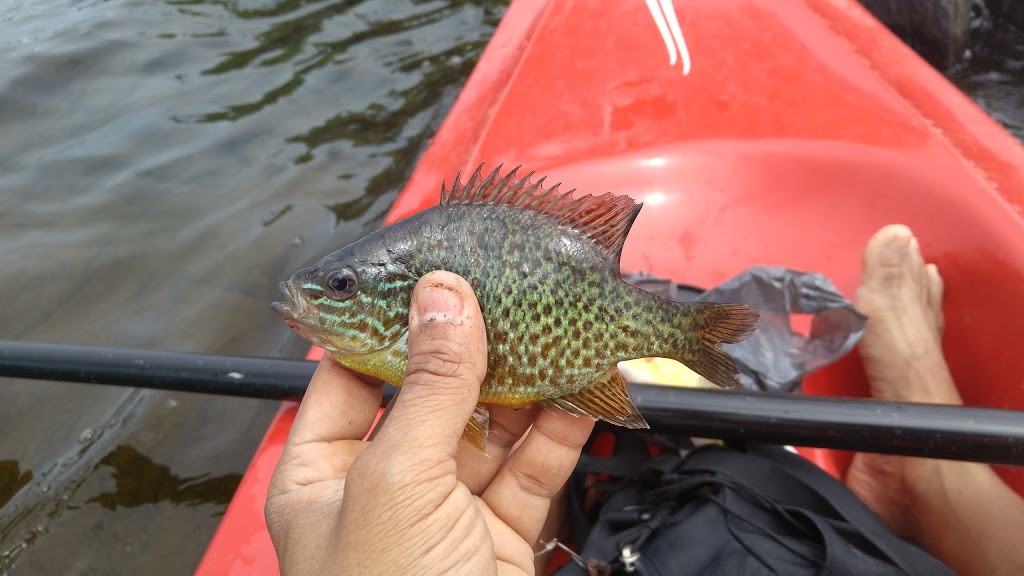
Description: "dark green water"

(0, 0), (505, 573)
(949, 9), (1024, 141)
(0, 1), (1020, 574)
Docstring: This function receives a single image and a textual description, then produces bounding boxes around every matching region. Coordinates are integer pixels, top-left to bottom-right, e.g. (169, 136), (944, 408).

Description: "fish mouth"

(271, 278), (404, 357)
(271, 280), (309, 322)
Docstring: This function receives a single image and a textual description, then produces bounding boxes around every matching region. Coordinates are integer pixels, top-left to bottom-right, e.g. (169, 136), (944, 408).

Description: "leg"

(846, 225), (1024, 576)
(845, 224), (957, 534)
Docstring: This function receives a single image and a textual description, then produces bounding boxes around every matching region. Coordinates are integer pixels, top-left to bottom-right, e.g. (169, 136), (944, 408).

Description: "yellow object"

(617, 357), (716, 389)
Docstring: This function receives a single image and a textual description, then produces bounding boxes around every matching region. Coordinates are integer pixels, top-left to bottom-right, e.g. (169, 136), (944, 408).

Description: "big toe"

(854, 225), (958, 405)
(860, 224), (915, 291)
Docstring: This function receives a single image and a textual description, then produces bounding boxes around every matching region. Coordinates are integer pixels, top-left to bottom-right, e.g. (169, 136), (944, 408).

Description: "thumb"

(370, 270), (487, 459)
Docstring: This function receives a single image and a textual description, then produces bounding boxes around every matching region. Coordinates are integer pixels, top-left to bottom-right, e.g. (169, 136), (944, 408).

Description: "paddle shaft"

(2, 340), (1023, 466)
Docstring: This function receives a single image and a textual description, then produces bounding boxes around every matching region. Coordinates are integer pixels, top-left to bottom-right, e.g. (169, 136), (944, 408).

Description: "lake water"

(0, 1), (505, 573)
(0, 1), (1020, 573)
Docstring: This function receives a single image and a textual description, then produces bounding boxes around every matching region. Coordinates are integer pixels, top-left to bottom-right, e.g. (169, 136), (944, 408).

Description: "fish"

(272, 163), (761, 453)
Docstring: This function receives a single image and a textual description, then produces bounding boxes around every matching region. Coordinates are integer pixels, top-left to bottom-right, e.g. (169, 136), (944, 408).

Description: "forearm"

(907, 459), (1024, 576)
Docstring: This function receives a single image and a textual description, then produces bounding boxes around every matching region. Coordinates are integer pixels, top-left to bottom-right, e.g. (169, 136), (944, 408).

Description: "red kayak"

(196, 0), (1024, 573)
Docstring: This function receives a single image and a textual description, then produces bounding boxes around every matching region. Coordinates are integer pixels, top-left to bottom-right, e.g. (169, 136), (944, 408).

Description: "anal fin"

(540, 369), (649, 429)
(460, 403), (491, 456)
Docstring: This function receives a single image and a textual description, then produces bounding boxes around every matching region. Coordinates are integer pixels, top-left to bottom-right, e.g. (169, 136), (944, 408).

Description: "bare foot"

(853, 224), (958, 405)
(845, 224), (960, 536)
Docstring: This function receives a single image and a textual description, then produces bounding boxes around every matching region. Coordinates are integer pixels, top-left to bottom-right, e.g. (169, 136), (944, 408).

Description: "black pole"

(2, 340), (1023, 466)
(0, 339), (318, 399)
(633, 386), (1024, 466)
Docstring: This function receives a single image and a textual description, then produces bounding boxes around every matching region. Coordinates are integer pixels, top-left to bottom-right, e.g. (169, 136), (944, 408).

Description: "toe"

(908, 236), (931, 302)
(908, 236), (924, 269)
(855, 226), (959, 405)
(926, 263), (945, 335)
(860, 224), (914, 292)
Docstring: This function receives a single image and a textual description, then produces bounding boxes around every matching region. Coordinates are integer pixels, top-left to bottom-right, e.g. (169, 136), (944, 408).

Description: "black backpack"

(549, 430), (956, 576)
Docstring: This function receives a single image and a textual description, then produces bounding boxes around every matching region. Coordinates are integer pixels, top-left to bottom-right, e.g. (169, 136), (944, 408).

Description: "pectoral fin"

(460, 403), (491, 456)
(539, 369), (649, 429)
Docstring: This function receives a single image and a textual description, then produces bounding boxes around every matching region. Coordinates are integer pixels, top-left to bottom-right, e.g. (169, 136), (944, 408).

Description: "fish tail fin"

(460, 404), (491, 456)
(677, 302), (761, 389)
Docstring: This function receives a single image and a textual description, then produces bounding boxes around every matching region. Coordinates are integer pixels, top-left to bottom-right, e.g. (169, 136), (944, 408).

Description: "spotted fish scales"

(273, 164), (761, 453)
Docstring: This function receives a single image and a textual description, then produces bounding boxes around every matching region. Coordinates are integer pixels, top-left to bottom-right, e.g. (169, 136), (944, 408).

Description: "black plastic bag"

(624, 266), (866, 393)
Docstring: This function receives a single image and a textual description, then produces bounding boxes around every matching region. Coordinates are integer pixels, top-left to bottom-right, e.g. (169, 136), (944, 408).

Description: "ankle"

(899, 458), (948, 542)
(901, 458), (988, 542)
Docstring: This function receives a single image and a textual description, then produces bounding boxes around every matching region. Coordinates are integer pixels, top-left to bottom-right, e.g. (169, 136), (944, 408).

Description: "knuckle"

(486, 415), (523, 450)
(351, 443), (453, 493)
(508, 462), (557, 500)
(346, 447), (457, 527)
(405, 339), (477, 385)
(345, 451), (398, 493)
(401, 387), (472, 420)
(535, 416), (590, 451)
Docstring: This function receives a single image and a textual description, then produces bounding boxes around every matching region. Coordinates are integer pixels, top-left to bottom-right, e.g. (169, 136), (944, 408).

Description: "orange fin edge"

(540, 369), (649, 429)
(441, 163), (641, 268)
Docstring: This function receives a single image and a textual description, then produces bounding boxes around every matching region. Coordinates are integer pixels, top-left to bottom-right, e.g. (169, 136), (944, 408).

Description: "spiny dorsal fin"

(441, 163), (643, 266)
(539, 368), (649, 429)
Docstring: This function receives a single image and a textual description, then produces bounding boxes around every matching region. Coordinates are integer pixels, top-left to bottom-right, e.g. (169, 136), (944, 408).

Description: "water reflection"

(171, 0), (346, 22)
(263, 203), (295, 226)
(87, 445), (240, 513)
(319, 37), (479, 226)
(0, 0), (505, 572)
(949, 12), (1024, 140)
(0, 464), (32, 511)
(180, 2), (368, 121)
(169, 0), (503, 225)
(176, 1), (498, 129)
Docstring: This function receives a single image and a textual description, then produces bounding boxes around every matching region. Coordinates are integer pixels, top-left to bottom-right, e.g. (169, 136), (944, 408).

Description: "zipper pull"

(620, 545), (640, 573)
(537, 539), (611, 575)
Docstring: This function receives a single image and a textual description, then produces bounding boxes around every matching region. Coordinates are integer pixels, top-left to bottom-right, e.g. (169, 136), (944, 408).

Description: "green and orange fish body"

(273, 164), (761, 452)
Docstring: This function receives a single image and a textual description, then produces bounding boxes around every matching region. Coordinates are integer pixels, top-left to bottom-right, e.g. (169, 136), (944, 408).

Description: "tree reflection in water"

(87, 446), (241, 513)
(171, 0), (508, 225)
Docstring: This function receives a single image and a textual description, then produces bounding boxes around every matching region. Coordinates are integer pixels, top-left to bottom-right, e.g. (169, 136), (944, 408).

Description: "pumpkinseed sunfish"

(272, 164), (761, 453)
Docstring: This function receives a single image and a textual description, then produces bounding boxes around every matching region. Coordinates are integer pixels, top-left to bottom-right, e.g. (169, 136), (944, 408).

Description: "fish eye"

(324, 267), (359, 301)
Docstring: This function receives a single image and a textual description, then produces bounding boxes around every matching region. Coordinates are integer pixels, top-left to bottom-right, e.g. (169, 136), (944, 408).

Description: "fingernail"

(416, 284), (464, 323)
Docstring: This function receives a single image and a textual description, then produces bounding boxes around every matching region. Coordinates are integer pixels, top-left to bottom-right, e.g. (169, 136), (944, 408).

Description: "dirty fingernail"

(417, 284), (463, 323)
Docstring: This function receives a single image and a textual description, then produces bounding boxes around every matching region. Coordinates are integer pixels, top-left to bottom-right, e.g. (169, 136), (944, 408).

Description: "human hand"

(265, 270), (597, 575)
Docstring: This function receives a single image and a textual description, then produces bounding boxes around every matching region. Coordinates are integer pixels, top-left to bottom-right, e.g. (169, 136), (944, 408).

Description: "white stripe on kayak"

(644, 0), (691, 75)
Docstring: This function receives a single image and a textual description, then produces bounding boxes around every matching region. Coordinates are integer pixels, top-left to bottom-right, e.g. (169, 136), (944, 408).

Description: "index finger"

(286, 353), (386, 448)
(481, 408), (596, 544)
